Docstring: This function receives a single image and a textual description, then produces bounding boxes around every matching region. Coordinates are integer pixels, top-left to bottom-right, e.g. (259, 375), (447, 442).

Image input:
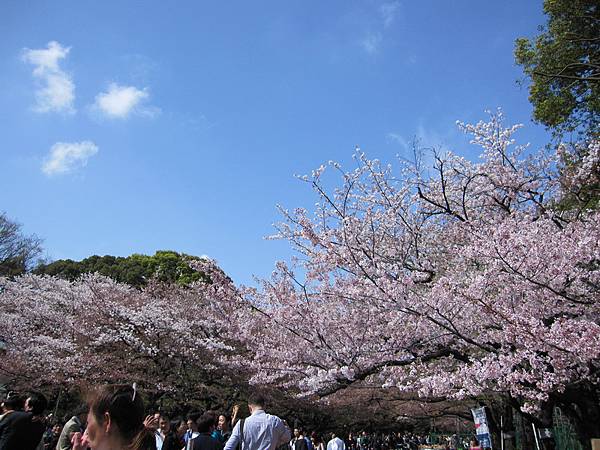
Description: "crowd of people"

(343, 431), (487, 450)
(0, 386), (483, 450)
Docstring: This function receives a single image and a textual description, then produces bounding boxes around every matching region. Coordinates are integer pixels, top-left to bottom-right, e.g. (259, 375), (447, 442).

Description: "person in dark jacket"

(0, 392), (47, 450)
(0, 395), (25, 450)
(191, 413), (223, 450)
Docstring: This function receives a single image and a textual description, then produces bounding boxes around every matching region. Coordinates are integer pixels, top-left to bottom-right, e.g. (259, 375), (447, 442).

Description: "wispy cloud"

(42, 141), (98, 176)
(360, 1), (401, 55)
(361, 32), (383, 54)
(387, 124), (458, 172)
(415, 124), (446, 149)
(380, 1), (401, 28)
(387, 132), (409, 149)
(387, 128), (439, 171)
(92, 83), (159, 119)
(22, 41), (75, 114)
(387, 126), (446, 151)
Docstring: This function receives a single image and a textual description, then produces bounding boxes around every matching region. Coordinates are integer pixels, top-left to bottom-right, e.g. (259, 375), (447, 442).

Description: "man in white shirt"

(223, 393), (291, 450)
(326, 433), (345, 450)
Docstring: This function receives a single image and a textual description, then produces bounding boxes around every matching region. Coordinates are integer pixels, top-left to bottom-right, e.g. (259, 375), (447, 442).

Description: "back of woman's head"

(88, 384), (156, 450)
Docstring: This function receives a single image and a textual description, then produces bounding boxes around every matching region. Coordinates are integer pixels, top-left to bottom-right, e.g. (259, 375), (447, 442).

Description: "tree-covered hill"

(34, 250), (208, 288)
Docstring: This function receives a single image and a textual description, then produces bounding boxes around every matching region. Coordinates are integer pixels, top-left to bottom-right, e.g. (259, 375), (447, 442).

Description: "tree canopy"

(228, 113), (600, 439)
(515, 0), (599, 141)
(3, 113), (600, 437)
(34, 250), (209, 287)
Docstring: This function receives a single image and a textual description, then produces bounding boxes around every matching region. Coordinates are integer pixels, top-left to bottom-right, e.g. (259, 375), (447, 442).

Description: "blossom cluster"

(229, 111), (600, 414)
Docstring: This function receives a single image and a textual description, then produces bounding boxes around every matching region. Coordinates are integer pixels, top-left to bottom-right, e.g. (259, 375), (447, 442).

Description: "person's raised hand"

(71, 431), (89, 450)
(144, 414), (158, 430)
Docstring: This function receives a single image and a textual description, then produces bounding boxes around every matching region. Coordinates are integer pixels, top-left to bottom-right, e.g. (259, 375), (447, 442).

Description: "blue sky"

(1, 0), (549, 285)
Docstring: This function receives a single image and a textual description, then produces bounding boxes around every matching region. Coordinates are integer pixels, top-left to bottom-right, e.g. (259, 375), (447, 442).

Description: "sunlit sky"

(1, 0), (549, 285)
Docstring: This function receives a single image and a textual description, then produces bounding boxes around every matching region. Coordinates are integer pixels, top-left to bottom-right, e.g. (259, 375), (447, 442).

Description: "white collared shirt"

(155, 430), (164, 450)
(326, 437), (345, 450)
(224, 410), (291, 450)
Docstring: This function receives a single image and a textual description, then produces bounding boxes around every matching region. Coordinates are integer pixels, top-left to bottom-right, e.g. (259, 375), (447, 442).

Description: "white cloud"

(361, 32), (382, 54)
(380, 1), (401, 28)
(93, 83), (158, 119)
(22, 41), (75, 113)
(42, 141), (98, 176)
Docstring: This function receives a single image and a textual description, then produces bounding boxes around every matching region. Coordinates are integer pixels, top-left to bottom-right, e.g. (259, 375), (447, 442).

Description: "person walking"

(326, 433), (345, 450)
(223, 394), (290, 450)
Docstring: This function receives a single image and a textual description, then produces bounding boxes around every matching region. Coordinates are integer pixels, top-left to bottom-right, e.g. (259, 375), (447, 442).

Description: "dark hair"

(247, 393), (266, 408)
(27, 392), (48, 415)
(3, 395), (24, 411)
(204, 410), (218, 426)
(187, 412), (201, 422)
(88, 385), (156, 450)
(197, 413), (216, 433)
(217, 412), (230, 431)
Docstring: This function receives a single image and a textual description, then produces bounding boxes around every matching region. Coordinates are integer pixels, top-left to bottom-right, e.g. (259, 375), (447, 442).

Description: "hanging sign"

(471, 406), (493, 448)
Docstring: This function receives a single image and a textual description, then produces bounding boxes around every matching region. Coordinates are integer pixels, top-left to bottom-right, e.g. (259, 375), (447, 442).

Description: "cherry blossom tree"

(2, 111), (599, 440)
(0, 270), (241, 404)
(229, 111), (600, 439)
(0, 266), (336, 424)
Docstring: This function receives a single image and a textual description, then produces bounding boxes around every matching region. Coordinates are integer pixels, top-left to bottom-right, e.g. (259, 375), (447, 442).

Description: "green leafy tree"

(515, 0), (599, 141)
(34, 250), (208, 288)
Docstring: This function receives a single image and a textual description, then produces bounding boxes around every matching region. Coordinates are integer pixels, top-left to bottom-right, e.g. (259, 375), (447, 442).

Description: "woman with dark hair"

(72, 384), (156, 450)
(215, 414), (231, 443)
(311, 432), (325, 450)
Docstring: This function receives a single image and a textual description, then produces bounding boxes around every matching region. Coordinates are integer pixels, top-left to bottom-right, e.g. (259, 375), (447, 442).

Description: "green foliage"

(34, 250), (208, 288)
(515, 0), (600, 140)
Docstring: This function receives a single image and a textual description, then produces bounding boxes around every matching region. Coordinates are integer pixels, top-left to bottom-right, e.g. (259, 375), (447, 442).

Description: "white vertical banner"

(471, 406), (493, 448)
